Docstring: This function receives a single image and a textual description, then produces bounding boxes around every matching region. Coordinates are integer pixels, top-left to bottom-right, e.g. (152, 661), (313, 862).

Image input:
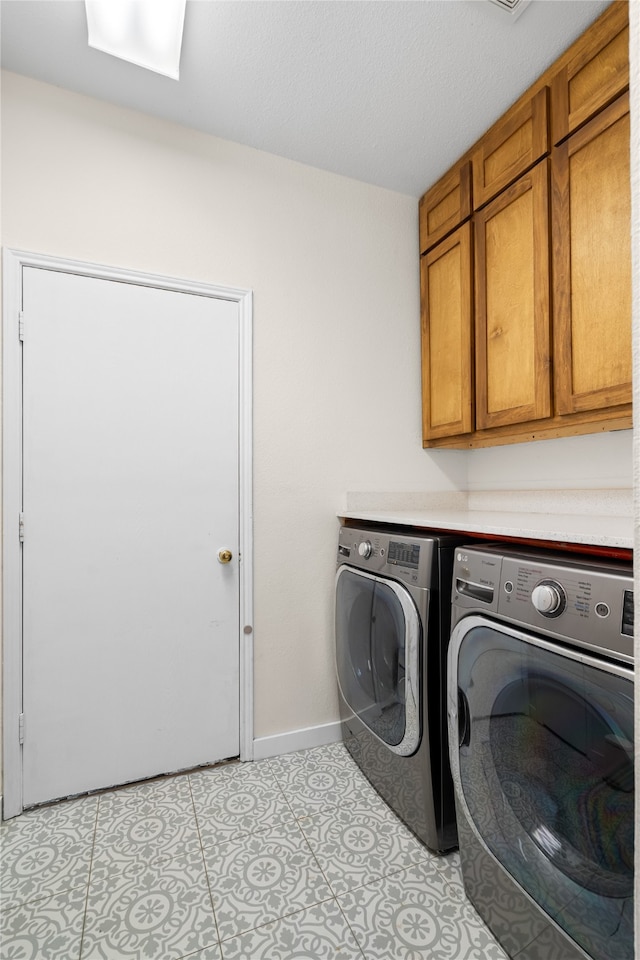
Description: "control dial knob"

(531, 580), (566, 618)
(358, 541), (373, 559)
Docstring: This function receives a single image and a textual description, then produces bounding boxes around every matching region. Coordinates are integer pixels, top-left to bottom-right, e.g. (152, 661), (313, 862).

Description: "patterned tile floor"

(0, 742), (510, 960)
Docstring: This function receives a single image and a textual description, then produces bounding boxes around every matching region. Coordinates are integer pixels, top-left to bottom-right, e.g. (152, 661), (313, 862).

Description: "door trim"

(2, 248), (254, 819)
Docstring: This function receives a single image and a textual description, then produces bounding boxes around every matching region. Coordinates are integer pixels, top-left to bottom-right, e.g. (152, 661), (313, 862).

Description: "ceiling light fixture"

(85, 0), (186, 80)
(487, 0), (531, 21)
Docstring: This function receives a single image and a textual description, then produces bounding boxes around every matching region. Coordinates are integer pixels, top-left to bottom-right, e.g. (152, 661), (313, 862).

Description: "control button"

(531, 580), (566, 618)
(358, 541), (373, 559)
(595, 602), (610, 619)
(504, 581), (514, 594)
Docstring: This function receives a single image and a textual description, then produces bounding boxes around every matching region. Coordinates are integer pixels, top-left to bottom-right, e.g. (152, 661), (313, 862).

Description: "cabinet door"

(475, 160), (551, 431)
(472, 88), (548, 210)
(552, 93), (631, 416)
(551, 1), (628, 145)
(421, 223), (474, 442)
(419, 161), (472, 254)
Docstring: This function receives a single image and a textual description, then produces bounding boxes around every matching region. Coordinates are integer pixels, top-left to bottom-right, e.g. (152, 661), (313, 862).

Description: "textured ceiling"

(1, 0), (612, 197)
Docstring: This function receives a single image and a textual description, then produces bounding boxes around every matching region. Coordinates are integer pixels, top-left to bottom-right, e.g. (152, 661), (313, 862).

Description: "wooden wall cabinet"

(475, 160), (551, 430)
(551, 1), (629, 145)
(419, 161), (472, 254)
(419, 1), (631, 449)
(421, 223), (474, 441)
(552, 93), (631, 416)
(472, 88), (549, 210)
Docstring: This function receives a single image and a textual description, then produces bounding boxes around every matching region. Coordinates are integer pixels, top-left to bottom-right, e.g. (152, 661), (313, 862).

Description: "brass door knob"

(218, 549), (233, 564)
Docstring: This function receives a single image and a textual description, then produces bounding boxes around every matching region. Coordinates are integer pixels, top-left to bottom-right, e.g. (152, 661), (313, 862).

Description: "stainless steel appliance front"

(449, 545), (634, 960)
(335, 523), (462, 853)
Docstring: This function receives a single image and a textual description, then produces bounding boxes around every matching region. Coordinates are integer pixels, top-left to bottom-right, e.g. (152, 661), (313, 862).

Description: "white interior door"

(21, 266), (241, 807)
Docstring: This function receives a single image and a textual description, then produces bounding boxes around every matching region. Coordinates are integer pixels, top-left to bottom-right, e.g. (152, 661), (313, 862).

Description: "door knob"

(217, 549), (233, 564)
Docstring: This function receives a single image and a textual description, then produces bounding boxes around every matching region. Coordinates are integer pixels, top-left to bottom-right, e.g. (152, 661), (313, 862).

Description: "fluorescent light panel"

(85, 0), (186, 80)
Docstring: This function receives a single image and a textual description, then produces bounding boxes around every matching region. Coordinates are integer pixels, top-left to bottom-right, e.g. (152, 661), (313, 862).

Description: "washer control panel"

(452, 546), (634, 663)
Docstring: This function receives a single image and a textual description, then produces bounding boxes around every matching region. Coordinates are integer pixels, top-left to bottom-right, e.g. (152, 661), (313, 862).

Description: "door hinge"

(18, 713), (25, 745)
(19, 513), (25, 543)
(18, 311), (24, 341)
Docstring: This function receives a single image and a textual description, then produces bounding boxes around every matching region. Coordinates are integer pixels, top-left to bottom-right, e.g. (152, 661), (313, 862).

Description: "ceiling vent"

(488, 0), (531, 21)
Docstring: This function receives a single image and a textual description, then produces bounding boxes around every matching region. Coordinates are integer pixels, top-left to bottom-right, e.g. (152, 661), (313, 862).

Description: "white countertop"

(338, 508), (633, 551)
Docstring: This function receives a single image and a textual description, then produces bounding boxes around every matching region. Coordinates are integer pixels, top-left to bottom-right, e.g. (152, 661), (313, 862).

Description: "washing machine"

(448, 545), (634, 960)
(335, 523), (463, 853)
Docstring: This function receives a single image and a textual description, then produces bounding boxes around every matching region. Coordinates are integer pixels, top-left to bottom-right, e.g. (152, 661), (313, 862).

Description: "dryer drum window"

(456, 624), (634, 960)
(335, 567), (421, 756)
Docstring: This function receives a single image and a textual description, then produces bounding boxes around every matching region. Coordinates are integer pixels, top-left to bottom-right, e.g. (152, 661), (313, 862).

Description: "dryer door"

(335, 566), (421, 756)
(449, 616), (634, 960)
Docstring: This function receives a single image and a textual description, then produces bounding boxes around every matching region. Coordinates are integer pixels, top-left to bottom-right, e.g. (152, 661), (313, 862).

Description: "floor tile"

(299, 795), (433, 895)
(0, 885), (86, 960)
(97, 772), (194, 807)
(444, 897), (512, 960)
(93, 774), (200, 866)
(81, 850), (218, 960)
(0, 796), (97, 908)
(204, 819), (333, 941)
(433, 850), (466, 902)
(190, 761), (294, 847)
(268, 744), (379, 817)
(180, 947), (223, 960)
(0, 741), (515, 960)
(339, 859), (510, 960)
(268, 742), (356, 776)
(220, 900), (365, 959)
(310, 741), (355, 764)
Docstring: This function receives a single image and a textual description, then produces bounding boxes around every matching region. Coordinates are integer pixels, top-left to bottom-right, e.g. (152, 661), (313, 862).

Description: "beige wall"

(0, 71), (467, 765)
(467, 430), (632, 491)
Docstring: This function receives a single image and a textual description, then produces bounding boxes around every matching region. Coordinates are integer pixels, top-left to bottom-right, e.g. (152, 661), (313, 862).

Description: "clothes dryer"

(448, 545), (634, 960)
(335, 524), (463, 853)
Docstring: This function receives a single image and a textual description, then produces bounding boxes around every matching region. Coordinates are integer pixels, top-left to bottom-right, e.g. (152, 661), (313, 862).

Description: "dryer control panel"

(452, 546), (634, 664)
(337, 525), (437, 589)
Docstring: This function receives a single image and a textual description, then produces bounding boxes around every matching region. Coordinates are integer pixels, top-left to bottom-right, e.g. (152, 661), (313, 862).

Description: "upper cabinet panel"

(421, 222), (474, 441)
(474, 161), (551, 431)
(552, 93), (631, 415)
(472, 88), (549, 210)
(551, 1), (629, 145)
(419, 161), (472, 254)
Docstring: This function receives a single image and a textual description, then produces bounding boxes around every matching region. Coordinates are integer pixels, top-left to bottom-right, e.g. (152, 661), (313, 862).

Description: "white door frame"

(2, 248), (254, 819)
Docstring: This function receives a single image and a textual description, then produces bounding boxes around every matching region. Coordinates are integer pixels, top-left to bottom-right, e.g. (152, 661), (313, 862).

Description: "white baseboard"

(252, 720), (343, 761)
